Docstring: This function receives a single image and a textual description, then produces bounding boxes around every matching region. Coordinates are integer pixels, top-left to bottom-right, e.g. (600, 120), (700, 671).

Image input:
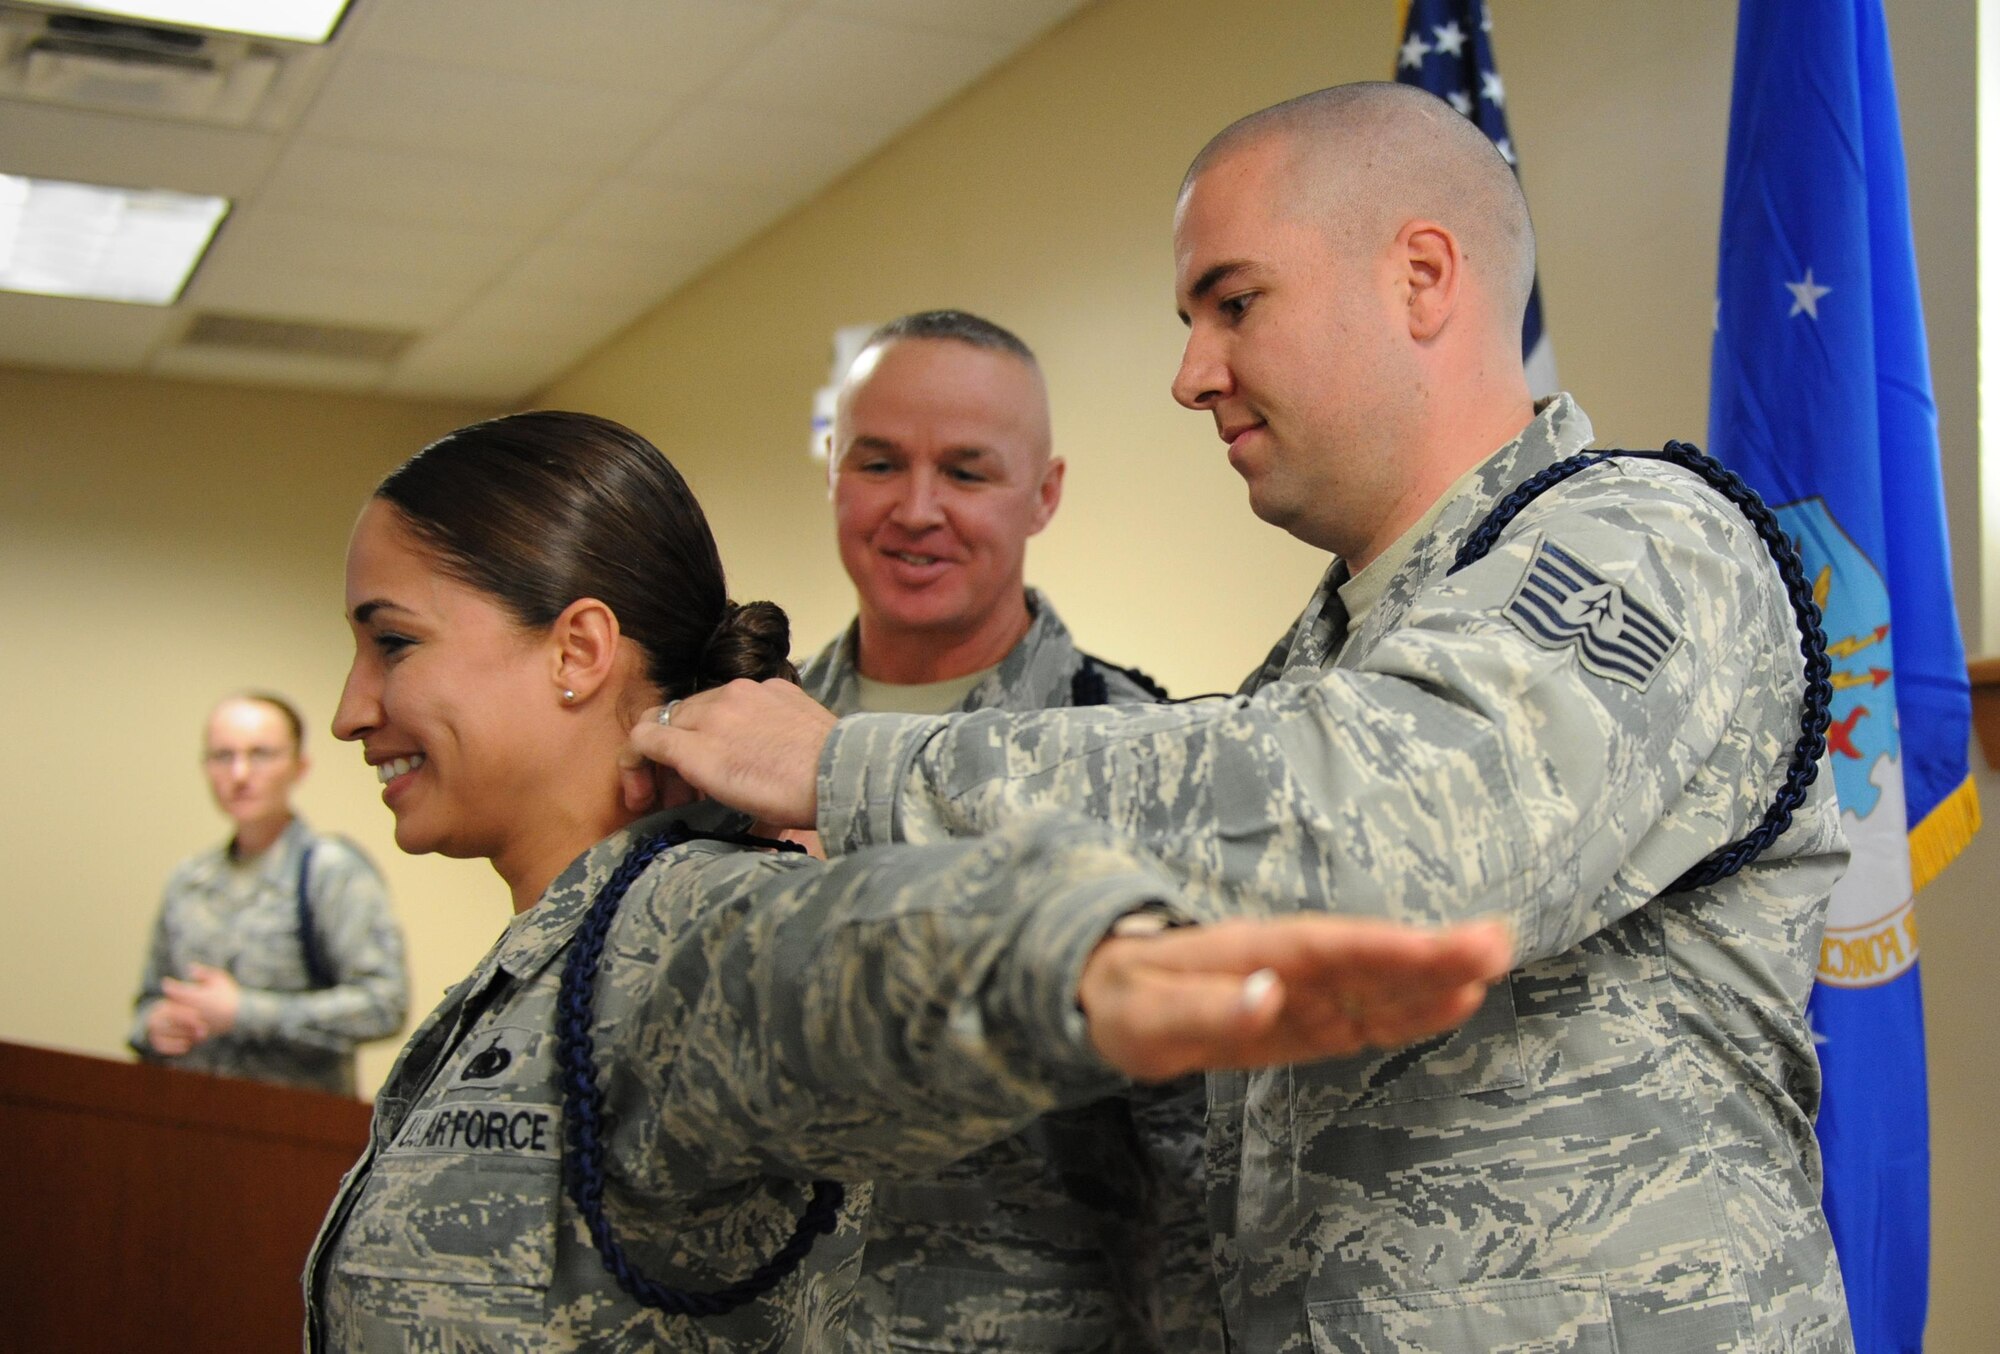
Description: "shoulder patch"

(1504, 537), (1682, 690)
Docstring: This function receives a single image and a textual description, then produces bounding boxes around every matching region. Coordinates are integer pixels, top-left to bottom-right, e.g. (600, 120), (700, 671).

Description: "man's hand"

(1079, 915), (1513, 1082)
(622, 680), (835, 828)
(143, 998), (209, 1056)
(160, 964), (242, 1039)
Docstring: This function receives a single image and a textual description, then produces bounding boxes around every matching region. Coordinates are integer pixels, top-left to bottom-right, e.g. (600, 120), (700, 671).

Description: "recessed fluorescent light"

(35, 1), (353, 44)
(0, 174), (229, 305)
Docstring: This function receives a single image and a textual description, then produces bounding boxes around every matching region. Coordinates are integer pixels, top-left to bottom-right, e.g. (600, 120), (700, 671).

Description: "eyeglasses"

(203, 747), (294, 769)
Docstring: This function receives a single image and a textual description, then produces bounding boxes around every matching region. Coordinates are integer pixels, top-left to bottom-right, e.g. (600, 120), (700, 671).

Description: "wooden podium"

(0, 1040), (372, 1352)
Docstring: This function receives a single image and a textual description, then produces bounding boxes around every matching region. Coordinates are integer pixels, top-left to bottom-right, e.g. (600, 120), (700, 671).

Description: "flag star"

(1447, 90), (1474, 115)
(1495, 137), (1516, 165)
(1786, 267), (1831, 319)
(1432, 21), (1467, 56)
(1399, 33), (1431, 69)
(1713, 296), (1721, 332)
(1481, 69), (1505, 105)
(1480, 3), (1493, 33)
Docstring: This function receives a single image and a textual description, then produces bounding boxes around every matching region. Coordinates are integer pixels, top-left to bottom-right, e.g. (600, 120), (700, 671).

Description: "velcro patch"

(1504, 537), (1681, 689)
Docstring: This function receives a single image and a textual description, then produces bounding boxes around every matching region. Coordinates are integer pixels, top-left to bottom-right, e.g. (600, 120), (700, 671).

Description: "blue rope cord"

(1447, 440), (1832, 893)
(556, 823), (844, 1318)
(295, 843), (335, 989)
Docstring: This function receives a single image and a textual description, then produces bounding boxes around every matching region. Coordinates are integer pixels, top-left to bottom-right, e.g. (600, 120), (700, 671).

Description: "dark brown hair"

(374, 411), (795, 698)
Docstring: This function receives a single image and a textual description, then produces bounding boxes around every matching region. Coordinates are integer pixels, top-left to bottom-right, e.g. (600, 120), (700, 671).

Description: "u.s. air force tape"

(393, 1101), (559, 1159)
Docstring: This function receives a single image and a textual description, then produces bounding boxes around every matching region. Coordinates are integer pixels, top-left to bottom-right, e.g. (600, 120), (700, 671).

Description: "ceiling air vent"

(180, 313), (416, 364)
(0, 3), (328, 127)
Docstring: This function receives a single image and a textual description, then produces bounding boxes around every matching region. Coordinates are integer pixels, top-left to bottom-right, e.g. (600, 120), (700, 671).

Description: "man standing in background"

(804, 309), (1163, 714)
(131, 692), (408, 1098)
(802, 309), (1218, 1351)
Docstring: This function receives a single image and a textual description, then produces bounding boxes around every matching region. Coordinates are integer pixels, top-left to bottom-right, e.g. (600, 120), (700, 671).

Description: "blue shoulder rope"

(1070, 655), (1169, 706)
(555, 821), (845, 1318)
(1447, 440), (1833, 894)
(295, 844), (335, 990)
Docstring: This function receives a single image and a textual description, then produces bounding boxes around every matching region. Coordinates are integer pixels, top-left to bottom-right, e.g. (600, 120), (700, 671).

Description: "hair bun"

(696, 599), (797, 689)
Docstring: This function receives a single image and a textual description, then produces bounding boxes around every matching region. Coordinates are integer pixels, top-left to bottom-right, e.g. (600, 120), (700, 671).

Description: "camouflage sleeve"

(233, 841), (410, 1050)
(127, 881), (180, 1057)
(819, 464), (1800, 963)
(649, 812), (1176, 1185)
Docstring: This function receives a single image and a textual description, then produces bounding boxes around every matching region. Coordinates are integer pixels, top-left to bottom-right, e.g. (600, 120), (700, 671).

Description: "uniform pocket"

(1308, 1274), (1617, 1354)
(331, 1146), (560, 1291)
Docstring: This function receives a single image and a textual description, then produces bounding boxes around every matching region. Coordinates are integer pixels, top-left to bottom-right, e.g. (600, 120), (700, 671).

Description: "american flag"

(1395, 0), (1556, 397)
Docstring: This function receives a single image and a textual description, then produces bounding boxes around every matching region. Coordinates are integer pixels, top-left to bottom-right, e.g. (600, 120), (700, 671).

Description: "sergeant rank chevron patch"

(1504, 537), (1682, 690)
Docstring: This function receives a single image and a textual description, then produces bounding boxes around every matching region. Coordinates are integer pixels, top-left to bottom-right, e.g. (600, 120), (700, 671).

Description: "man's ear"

(1028, 456), (1066, 535)
(1400, 219), (1461, 343)
(551, 597), (622, 705)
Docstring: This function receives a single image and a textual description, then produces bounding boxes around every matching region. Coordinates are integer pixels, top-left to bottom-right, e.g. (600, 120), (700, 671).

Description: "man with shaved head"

(802, 309), (1218, 1352)
(635, 84), (1852, 1351)
(1171, 83), (1540, 567)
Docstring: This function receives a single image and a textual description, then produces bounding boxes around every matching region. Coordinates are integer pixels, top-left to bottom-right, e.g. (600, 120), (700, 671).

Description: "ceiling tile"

(299, 55), (662, 170)
(714, 11), (1004, 123)
(0, 293), (177, 369)
(350, 0), (786, 92)
(0, 0), (1083, 400)
(203, 204), (525, 287)
(391, 268), (673, 402)
(560, 172), (791, 252)
(389, 328), (591, 405)
(476, 241), (690, 317)
(632, 102), (884, 194)
(149, 344), (391, 393)
(811, 0), (1086, 42)
(259, 140), (593, 235)
(0, 100), (278, 197)
(180, 261), (479, 331)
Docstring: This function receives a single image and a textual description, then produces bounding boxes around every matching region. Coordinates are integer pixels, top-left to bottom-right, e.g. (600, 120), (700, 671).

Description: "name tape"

(394, 1101), (559, 1159)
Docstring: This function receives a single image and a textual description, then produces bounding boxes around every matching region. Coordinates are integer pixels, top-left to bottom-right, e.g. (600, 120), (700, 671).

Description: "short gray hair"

(861, 309), (1037, 366)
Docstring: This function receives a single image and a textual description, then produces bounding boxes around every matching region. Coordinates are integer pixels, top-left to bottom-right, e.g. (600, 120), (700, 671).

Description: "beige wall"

(0, 0), (1989, 1343)
(0, 368), (506, 1096)
(543, 0), (1996, 1347)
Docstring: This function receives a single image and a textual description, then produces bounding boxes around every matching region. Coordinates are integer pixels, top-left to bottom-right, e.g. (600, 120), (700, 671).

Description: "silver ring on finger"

(657, 700), (683, 727)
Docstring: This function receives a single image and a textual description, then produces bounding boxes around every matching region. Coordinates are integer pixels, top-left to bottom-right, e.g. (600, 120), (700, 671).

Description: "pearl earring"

(562, 689), (577, 703)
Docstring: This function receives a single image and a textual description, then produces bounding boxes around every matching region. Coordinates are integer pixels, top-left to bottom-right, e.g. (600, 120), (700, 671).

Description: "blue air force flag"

(1709, 2), (1981, 1350)
(1395, 0), (1555, 396)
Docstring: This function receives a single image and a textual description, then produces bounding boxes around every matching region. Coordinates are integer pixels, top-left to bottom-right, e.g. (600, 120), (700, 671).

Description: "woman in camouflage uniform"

(304, 411), (1509, 1352)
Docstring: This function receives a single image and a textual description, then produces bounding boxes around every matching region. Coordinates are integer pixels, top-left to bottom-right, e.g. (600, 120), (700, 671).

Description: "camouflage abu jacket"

(304, 808), (1177, 1353)
(814, 395), (1854, 1353)
(804, 593), (1220, 1354)
(130, 815), (408, 1097)
(800, 587), (1165, 715)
